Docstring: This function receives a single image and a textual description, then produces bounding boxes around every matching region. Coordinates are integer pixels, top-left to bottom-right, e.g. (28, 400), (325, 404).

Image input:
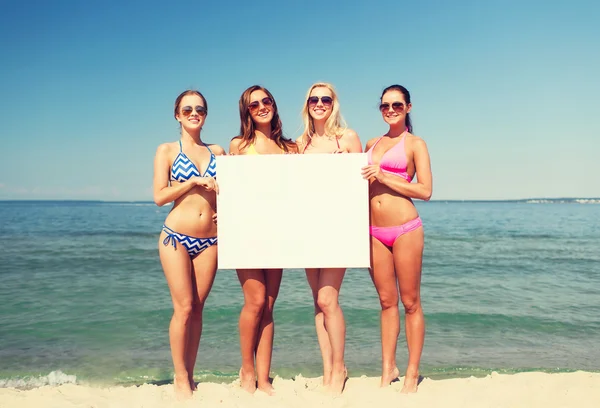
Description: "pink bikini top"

(367, 133), (412, 182)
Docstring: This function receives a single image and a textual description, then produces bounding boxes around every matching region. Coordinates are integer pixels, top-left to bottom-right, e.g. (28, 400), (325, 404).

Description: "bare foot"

(380, 366), (400, 387)
(239, 368), (257, 394)
(174, 375), (193, 400)
(257, 381), (275, 396)
(400, 371), (419, 393)
(188, 375), (197, 391)
(328, 366), (347, 395)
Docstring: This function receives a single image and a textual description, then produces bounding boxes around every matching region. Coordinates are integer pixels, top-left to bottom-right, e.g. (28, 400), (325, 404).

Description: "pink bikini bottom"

(370, 217), (423, 247)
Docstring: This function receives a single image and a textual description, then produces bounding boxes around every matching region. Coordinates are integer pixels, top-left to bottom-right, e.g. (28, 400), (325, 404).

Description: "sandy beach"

(1, 371), (599, 408)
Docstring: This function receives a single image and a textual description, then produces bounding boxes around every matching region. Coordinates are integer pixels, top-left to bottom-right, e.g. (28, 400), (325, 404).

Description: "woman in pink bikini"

(296, 82), (362, 394)
(361, 84), (432, 393)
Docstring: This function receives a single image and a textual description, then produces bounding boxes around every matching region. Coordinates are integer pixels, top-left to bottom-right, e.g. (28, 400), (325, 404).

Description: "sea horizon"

(1, 197), (599, 204)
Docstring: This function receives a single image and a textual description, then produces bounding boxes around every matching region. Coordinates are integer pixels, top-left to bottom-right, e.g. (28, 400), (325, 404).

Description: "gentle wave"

(525, 198), (600, 204)
(112, 370), (239, 387)
(3, 367), (597, 389)
(0, 370), (77, 389)
(0, 369), (240, 389)
(424, 366), (591, 379)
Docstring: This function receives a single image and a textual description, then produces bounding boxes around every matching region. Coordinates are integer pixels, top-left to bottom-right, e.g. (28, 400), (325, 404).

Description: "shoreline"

(3, 366), (597, 390)
(2, 371), (600, 408)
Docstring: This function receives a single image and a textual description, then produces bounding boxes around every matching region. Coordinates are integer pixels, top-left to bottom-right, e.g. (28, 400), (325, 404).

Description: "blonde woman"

(296, 82), (362, 394)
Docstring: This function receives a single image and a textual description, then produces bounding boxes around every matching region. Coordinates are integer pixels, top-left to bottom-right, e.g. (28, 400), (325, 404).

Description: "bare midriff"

(369, 180), (419, 227)
(163, 183), (217, 237)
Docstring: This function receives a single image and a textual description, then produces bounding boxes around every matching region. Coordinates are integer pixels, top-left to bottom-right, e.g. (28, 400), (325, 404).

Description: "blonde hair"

(300, 83), (347, 148)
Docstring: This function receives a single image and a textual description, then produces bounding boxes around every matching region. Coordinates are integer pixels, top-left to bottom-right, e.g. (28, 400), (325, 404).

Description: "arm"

(152, 144), (215, 206)
(362, 137), (433, 201)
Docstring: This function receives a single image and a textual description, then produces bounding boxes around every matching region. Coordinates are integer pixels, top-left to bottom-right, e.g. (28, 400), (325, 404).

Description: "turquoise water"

(1, 200), (599, 388)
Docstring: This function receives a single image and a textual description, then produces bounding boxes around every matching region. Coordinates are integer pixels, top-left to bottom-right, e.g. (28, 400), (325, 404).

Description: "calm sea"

(1, 199), (599, 388)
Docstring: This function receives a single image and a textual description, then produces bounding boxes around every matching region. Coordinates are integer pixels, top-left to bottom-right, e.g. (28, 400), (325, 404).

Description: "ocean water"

(0, 200), (599, 388)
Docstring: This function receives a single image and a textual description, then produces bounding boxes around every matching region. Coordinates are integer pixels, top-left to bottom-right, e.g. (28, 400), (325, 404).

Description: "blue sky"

(1, 0), (598, 201)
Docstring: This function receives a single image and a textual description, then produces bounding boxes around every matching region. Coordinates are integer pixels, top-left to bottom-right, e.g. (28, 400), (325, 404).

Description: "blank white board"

(216, 154), (370, 269)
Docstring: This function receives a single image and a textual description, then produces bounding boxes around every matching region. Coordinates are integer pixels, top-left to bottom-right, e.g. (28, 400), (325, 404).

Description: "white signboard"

(216, 154), (370, 269)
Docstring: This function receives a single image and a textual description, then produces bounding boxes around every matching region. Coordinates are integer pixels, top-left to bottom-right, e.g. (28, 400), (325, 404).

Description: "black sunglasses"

(248, 97), (274, 112)
(379, 102), (405, 112)
(307, 96), (333, 106)
(181, 105), (207, 116)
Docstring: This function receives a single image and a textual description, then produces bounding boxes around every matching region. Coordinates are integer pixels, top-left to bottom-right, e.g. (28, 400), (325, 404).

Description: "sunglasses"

(248, 97), (274, 112)
(181, 105), (207, 116)
(307, 96), (333, 106)
(379, 102), (405, 112)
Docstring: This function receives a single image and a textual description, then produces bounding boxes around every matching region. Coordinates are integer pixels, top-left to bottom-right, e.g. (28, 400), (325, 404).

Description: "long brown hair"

(237, 85), (294, 152)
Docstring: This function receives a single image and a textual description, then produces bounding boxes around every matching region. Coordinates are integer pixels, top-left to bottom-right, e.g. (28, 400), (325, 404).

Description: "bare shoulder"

(155, 141), (177, 156)
(229, 136), (243, 153)
(365, 136), (380, 150)
(406, 133), (428, 151)
(339, 128), (362, 152)
(341, 128), (359, 140)
(207, 143), (226, 155)
(340, 128), (360, 144)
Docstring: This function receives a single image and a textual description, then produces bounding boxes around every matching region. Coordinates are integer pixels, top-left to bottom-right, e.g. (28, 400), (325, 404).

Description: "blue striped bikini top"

(170, 140), (217, 182)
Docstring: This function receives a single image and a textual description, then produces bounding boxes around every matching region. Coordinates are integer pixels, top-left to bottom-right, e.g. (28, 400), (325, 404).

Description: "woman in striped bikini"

(295, 82), (362, 395)
(153, 90), (225, 399)
(229, 85), (297, 395)
(361, 85), (432, 393)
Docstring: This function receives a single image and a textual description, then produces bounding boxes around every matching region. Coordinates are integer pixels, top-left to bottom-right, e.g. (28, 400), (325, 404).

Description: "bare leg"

(393, 227), (425, 393)
(256, 269), (282, 395)
(158, 233), (194, 399)
(316, 268), (346, 395)
(236, 269), (267, 393)
(369, 236), (400, 387)
(305, 268), (333, 386)
(185, 245), (218, 391)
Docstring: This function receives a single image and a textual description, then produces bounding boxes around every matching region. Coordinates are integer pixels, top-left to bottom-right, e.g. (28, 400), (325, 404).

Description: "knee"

(400, 294), (421, 315)
(173, 299), (194, 320)
(244, 294), (266, 316)
(379, 291), (399, 311)
(316, 291), (339, 315)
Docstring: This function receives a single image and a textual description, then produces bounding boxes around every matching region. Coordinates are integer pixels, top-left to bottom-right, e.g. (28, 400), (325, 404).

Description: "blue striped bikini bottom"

(161, 225), (217, 258)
